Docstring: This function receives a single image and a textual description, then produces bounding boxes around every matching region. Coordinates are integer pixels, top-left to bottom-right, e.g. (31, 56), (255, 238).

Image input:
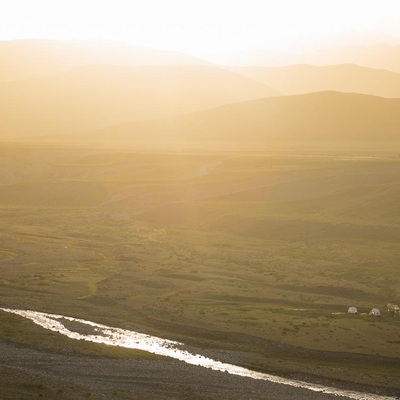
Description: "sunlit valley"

(1, 2), (400, 398)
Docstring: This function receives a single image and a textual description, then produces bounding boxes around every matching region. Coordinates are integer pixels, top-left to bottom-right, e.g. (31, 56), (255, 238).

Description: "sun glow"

(1, 0), (400, 56)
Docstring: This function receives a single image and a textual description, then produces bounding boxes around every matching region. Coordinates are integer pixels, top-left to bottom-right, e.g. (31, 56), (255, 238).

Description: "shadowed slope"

(80, 92), (400, 150)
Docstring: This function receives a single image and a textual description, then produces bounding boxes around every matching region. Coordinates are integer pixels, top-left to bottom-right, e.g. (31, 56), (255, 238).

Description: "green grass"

(1, 145), (400, 392)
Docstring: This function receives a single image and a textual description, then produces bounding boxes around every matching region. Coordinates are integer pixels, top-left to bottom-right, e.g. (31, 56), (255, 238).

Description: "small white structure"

(348, 306), (358, 314)
(387, 303), (400, 315)
(369, 308), (381, 316)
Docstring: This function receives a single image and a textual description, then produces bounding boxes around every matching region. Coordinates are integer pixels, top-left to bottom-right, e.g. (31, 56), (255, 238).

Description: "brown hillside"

(82, 91), (400, 150)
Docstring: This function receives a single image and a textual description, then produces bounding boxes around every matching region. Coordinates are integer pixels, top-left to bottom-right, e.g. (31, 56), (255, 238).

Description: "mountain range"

(230, 64), (400, 98)
(212, 43), (400, 72)
(2, 39), (400, 152)
(77, 91), (400, 150)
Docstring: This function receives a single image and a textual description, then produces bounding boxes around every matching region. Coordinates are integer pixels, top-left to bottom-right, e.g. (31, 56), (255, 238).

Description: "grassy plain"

(1, 143), (400, 394)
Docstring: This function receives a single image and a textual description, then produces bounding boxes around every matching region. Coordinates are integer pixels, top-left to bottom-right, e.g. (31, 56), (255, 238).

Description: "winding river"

(0, 307), (395, 400)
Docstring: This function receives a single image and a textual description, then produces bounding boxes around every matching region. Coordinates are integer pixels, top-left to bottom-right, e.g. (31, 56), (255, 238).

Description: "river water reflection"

(0, 308), (394, 400)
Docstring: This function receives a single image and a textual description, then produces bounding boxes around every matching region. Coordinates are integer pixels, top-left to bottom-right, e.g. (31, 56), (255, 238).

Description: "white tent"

(348, 306), (358, 314)
(369, 308), (381, 316)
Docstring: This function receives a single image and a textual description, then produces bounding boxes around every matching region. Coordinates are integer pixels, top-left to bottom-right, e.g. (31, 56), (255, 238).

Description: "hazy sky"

(1, 0), (400, 55)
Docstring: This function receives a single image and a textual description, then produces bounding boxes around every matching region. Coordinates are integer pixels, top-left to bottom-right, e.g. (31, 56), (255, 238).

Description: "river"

(0, 307), (395, 400)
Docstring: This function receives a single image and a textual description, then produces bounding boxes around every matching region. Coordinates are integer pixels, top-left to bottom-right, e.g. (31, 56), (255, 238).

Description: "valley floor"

(1, 143), (400, 398)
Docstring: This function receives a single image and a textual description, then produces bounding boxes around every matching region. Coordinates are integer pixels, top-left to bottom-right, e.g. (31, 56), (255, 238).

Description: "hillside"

(214, 43), (400, 72)
(0, 64), (278, 138)
(78, 91), (400, 150)
(230, 64), (400, 98)
(305, 44), (400, 73)
(0, 39), (207, 82)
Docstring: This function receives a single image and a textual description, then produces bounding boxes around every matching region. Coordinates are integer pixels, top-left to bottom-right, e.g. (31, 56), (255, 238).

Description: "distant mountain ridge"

(0, 39), (208, 82)
(213, 43), (400, 73)
(79, 91), (400, 150)
(0, 64), (278, 138)
(2, 39), (400, 151)
(230, 64), (400, 98)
